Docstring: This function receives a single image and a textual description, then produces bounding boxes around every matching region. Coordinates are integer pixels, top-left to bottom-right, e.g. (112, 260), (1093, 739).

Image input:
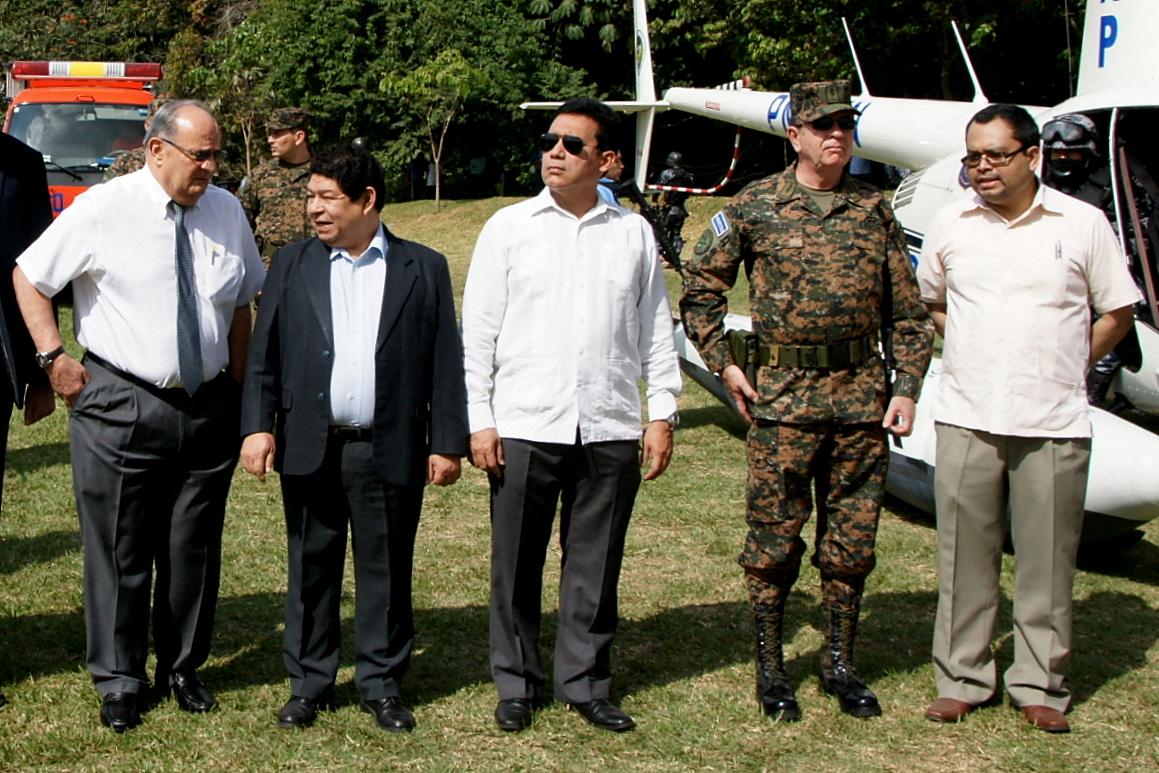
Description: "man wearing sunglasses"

(13, 100), (264, 732)
(462, 97), (681, 733)
(681, 80), (933, 722)
(917, 104), (1140, 733)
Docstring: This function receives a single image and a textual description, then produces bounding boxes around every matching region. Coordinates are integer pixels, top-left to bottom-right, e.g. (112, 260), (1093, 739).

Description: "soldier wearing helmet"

(656, 151), (693, 261)
(1043, 113), (1145, 405)
(1042, 114), (1113, 216)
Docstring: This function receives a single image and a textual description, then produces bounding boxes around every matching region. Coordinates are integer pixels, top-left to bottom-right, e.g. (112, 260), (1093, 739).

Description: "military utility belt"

(758, 334), (876, 369)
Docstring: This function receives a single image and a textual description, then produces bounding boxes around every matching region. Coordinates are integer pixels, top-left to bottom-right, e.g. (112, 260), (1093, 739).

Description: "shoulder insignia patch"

(710, 211), (730, 237)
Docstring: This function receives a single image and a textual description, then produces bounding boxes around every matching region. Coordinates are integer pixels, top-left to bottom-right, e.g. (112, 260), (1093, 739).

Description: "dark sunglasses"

(159, 136), (225, 164)
(807, 115), (858, 132)
(538, 132), (588, 156)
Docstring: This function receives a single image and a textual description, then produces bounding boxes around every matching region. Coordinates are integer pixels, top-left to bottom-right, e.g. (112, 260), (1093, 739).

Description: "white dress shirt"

(17, 167), (264, 388)
(462, 187), (682, 444)
(328, 225), (387, 427)
(917, 185), (1142, 438)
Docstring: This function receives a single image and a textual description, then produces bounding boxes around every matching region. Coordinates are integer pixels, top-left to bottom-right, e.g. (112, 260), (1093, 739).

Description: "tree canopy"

(0, 0), (1087, 199)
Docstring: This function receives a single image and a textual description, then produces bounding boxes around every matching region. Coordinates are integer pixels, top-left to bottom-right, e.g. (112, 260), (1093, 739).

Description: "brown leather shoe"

(1021, 705), (1070, 733)
(924, 697), (976, 723)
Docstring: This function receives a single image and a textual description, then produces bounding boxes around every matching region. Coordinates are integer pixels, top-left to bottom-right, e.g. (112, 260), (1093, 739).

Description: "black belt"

(757, 334), (875, 369)
(84, 351), (190, 395)
(329, 426), (373, 443)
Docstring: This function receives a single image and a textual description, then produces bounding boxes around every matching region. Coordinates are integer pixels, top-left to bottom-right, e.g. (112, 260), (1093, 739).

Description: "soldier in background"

(680, 80), (932, 722)
(656, 151), (692, 260)
(238, 108), (314, 267)
(102, 98), (170, 181)
(1042, 113), (1146, 405)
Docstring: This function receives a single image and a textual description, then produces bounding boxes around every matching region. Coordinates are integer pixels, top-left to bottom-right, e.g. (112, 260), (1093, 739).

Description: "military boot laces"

(752, 603), (801, 722)
(818, 605), (882, 718)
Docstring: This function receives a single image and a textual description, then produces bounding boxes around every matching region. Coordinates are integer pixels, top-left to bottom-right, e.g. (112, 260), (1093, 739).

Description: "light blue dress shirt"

(328, 226), (387, 427)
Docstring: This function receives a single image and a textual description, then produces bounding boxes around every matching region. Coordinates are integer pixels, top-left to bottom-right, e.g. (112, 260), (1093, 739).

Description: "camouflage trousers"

(741, 421), (888, 609)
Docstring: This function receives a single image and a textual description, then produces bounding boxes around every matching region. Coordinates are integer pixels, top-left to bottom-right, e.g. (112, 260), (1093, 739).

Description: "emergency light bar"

(10, 61), (162, 80)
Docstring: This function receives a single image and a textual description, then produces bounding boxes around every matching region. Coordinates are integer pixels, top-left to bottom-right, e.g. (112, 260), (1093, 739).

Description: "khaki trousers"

(931, 423), (1090, 711)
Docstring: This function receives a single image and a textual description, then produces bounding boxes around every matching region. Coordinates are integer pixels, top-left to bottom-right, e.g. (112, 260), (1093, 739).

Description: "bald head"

(145, 100), (223, 206)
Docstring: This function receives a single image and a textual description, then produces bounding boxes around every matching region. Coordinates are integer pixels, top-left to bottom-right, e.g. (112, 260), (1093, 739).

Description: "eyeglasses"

(807, 115), (858, 132)
(159, 136), (225, 164)
(538, 132), (589, 156)
(960, 145), (1029, 168)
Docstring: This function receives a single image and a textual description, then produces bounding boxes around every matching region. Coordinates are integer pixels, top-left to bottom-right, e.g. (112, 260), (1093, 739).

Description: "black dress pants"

(280, 434), (422, 700)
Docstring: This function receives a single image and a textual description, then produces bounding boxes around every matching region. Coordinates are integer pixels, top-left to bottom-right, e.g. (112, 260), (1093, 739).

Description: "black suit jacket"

(0, 133), (52, 407)
(240, 229), (469, 486)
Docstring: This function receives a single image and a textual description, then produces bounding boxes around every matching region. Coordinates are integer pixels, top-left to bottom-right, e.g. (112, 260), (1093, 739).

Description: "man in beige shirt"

(916, 104), (1140, 734)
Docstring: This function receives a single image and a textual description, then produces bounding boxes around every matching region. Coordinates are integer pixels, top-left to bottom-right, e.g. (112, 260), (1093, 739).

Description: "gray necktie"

(173, 203), (203, 395)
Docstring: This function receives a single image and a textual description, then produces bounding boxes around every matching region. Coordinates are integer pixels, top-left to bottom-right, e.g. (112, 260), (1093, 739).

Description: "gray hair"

(145, 99), (215, 142)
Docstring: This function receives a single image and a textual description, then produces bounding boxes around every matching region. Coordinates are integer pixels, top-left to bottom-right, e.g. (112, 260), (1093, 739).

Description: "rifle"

(618, 182), (683, 271)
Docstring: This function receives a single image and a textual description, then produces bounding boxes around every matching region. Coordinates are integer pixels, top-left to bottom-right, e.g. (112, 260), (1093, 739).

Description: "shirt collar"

(966, 180), (1049, 224)
(141, 165), (202, 217)
(531, 185), (616, 221)
(329, 223), (387, 264)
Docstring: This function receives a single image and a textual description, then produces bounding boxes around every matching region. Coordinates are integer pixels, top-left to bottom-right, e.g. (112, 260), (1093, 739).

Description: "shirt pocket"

(197, 248), (244, 305)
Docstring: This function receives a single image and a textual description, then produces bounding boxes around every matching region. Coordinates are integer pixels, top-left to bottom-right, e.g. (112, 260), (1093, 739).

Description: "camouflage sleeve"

(237, 174), (257, 228)
(882, 201), (934, 399)
(678, 202), (745, 374)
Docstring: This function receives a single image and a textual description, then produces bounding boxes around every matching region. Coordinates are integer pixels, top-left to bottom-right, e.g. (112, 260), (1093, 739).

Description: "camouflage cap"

(790, 80), (858, 124)
(266, 107), (310, 131)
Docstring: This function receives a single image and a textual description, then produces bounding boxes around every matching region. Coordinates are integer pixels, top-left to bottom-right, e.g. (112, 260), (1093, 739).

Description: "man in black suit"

(240, 143), (468, 732)
(0, 133), (56, 710)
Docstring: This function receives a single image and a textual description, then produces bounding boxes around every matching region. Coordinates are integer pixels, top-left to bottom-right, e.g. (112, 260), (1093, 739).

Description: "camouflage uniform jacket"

(102, 148), (146, 182)
(238, 158), (312, 264)
(680, 165), (933, 424)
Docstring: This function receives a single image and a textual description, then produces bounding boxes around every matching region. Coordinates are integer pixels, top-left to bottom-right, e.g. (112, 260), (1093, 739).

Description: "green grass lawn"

(0, 197), (1156, 771)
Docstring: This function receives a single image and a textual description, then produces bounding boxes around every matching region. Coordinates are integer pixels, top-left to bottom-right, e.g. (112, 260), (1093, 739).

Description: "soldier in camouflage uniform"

(102, 98), (170, 181)
(237, 108), (314, 267)
(680, 81), (933, 721)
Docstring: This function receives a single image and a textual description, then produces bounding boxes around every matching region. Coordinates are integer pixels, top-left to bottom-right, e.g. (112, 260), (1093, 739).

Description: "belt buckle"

(799, 346), (817, 368)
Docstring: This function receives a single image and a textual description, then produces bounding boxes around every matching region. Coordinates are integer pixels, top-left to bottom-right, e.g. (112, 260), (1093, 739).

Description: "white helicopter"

(526, 0), (1159, 546)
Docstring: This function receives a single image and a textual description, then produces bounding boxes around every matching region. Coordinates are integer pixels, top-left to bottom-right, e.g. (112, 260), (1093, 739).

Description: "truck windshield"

(7, 102), (147, 169)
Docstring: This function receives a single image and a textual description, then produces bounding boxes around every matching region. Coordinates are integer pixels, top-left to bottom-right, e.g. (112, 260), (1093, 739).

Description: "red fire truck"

(3, 60), (162, 216)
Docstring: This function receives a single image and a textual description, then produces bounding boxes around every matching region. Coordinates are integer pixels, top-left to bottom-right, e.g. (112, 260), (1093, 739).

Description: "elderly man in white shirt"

(462, 97), (681, 734)
(14, 100), (263, 733)
(916, 104), (1140, 734)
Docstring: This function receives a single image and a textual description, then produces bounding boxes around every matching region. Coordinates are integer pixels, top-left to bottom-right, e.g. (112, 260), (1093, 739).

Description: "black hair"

(309, 141), (387, 212)
(554, 97), (620, 151)
(967, 104), (1041, 148)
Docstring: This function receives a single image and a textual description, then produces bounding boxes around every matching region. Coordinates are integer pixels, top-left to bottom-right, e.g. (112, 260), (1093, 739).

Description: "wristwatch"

(35, 346), (66, 369)
(660, 413), (679, 430)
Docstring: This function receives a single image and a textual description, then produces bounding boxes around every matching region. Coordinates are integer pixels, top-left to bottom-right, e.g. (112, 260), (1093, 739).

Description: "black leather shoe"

(277, 694), (331, 729)
(171, 671), (216, 713)
(495, 698), (535, 732)
(569, 699), (636, 732)
(361, 697), (416, 732)
(100, 692), (141, 733)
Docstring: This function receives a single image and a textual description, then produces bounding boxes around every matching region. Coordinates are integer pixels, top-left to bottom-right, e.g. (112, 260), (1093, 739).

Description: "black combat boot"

(818, 602), (882, 718)
(752, 601), (801, 722)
